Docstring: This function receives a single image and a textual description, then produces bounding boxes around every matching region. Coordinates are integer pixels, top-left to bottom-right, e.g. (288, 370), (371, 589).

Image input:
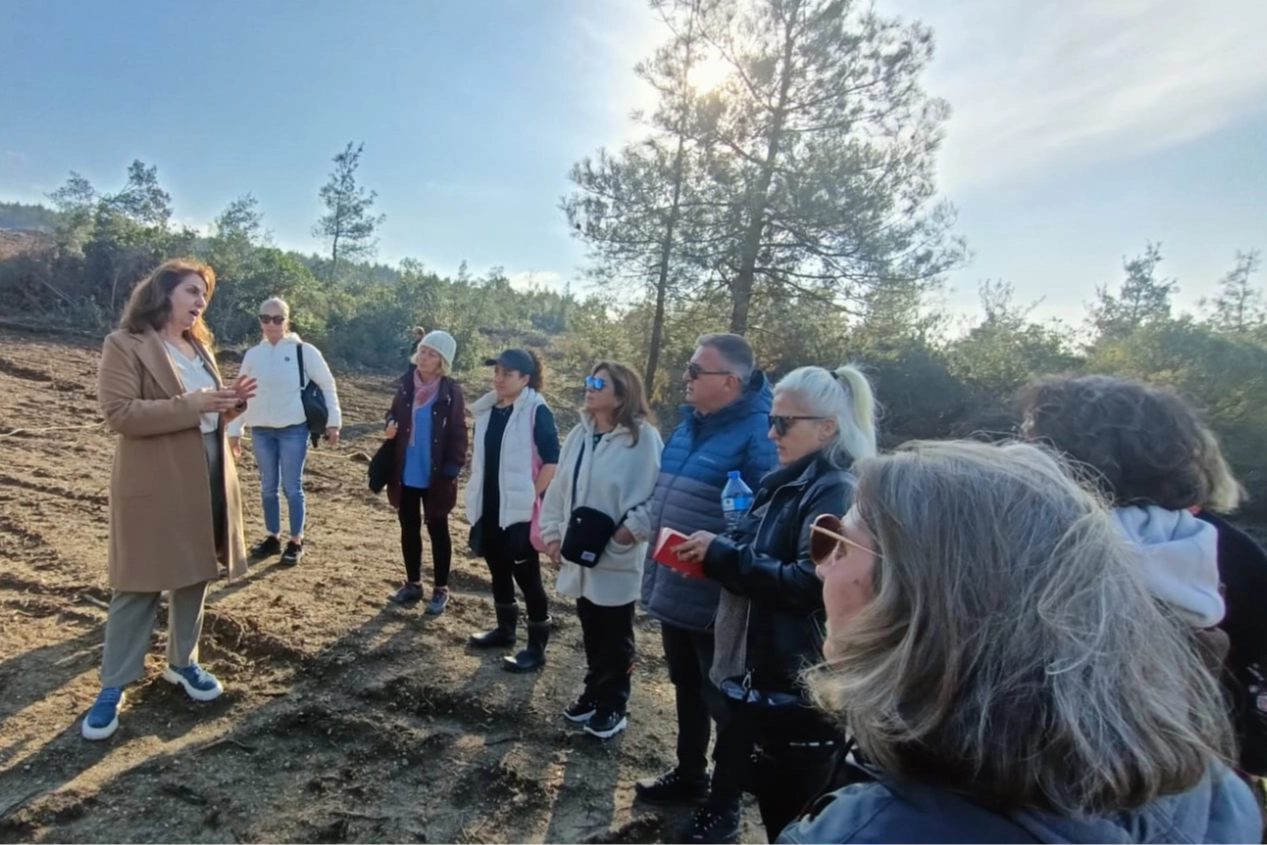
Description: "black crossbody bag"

(295, 344), (329, 447)
(559, 442), (622, 568)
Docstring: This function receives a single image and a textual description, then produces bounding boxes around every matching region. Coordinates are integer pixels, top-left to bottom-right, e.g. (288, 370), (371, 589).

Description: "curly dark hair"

(1018, 375), (1218, 510)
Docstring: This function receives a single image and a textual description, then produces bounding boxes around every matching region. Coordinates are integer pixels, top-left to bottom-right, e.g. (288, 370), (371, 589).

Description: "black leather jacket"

(702, 450), (855, 696)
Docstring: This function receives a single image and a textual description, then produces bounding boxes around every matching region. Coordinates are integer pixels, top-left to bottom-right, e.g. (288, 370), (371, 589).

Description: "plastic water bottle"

(721, 470), (754, 532)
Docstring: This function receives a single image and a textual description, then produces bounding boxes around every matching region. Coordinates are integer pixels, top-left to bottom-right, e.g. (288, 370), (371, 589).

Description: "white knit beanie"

(416, 330), (457, 369)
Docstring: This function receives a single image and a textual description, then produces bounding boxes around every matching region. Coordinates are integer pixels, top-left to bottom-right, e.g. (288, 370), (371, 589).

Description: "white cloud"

(886, 0), (1267, 191)
(567, 3), (663, 144)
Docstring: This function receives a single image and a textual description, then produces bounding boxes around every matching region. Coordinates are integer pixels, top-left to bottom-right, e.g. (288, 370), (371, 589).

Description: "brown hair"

(119, 258), (216, 347)
(1019, 375), (1219, 510)
(591, 360), (656, 445)
(808, 440), (1232, 814)
(526, 349), (546, 392)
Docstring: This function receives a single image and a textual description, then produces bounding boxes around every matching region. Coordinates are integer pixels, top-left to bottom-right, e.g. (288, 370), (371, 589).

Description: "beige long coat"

(97, 328), (247, 592)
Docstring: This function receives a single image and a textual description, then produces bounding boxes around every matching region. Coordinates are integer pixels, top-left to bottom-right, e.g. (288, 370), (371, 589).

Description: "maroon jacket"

(385, 370), (468, 514)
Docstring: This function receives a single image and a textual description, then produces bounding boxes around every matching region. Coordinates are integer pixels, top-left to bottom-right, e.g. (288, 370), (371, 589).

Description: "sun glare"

(688, 55), (731, 92)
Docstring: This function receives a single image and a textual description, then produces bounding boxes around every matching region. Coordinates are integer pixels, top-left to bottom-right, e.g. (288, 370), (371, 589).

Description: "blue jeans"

(251, 424), (309, 538)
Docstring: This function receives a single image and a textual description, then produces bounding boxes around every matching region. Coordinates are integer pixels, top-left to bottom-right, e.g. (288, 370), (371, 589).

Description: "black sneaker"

(389, 583), (424, 605)
(583, 709), (627, 740)
(562, 698), (597, 724)
(250, 536), (281, 559)
(280, 541), (304, 567)
(634, 767), (709, 806)
(680, 804), (741, 844)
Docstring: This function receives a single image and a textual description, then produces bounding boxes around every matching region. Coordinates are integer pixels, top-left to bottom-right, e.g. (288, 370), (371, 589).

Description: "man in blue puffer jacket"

(635, 333), (779, 843)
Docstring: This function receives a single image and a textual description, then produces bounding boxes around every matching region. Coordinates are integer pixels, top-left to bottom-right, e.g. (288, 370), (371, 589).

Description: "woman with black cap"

(465, 348), (560, 671)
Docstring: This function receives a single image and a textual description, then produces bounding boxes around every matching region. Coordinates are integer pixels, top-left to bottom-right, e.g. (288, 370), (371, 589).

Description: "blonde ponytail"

(773, 364), (879, 469)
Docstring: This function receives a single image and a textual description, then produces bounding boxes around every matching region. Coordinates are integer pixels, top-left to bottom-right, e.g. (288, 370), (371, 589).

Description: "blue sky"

(1, 0), (1264, 326)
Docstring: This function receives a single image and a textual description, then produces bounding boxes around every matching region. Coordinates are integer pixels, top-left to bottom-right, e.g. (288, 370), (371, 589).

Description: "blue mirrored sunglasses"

(585, 375), (607, 391)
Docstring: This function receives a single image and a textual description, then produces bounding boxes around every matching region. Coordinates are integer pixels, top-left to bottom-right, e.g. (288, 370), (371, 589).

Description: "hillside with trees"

(0, 0), (1263, 524)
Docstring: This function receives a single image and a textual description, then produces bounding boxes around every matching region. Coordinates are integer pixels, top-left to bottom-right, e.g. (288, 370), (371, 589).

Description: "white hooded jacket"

(226, 334), (342, 436)
(1113, 505), (1225, 628)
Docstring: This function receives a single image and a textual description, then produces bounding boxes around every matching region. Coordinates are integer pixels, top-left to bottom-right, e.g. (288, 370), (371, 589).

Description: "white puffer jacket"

(465, 387), (548, 529)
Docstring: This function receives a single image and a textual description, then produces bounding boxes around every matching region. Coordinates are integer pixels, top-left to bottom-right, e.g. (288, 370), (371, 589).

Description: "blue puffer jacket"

(640, 372), (779, 632)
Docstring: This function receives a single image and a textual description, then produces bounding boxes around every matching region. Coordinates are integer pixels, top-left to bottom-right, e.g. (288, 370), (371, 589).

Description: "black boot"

(503, 617), (551, 672)
(470, 602), (518, 648)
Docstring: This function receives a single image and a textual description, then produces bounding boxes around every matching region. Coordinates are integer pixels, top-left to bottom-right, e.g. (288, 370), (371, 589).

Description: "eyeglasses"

(809, 513), (879, 566)
(768, 414), (827, 437)
(258, 314), (285, 325)
(585, 375), (607, 391)
(686, 362), (732, 381)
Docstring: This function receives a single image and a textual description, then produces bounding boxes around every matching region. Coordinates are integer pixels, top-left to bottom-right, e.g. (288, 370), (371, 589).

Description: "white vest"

(465, 387), (547, 529)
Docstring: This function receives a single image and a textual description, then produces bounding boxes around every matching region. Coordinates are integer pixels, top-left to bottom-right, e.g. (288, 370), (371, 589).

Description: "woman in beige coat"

(81, 259), (257, 741)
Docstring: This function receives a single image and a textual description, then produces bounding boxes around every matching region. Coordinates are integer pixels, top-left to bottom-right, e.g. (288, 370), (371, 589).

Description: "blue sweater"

(640, 372), (778, 632)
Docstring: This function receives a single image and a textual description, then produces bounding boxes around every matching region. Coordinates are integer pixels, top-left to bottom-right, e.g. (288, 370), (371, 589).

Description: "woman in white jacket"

(542, 361), (664, 740)
(227, 297), (342, 567)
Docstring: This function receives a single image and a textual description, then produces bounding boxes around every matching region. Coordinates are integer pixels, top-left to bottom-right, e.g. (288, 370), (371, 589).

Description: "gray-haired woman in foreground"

(780, 440), (1260, 844)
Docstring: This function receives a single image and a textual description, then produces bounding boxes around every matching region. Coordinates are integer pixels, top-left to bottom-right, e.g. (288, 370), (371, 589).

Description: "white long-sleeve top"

(227, 334), (342, 436)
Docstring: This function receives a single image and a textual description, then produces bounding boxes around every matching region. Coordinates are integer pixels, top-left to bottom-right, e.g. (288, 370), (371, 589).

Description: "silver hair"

(808, 439), (1232, 814)
(775, 364), (877, 468)
(259, 296), (290, 318)
(697, 333), (754, 384)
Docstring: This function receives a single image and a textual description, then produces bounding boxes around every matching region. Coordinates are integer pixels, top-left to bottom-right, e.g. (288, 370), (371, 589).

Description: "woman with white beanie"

(383, 330), (468, 614)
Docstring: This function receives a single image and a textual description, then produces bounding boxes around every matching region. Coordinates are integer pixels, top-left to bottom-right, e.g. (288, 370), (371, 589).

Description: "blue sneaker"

(162, 663), (224, 701)
(425, 587), (451, 616)
(81, 687), (125, 740)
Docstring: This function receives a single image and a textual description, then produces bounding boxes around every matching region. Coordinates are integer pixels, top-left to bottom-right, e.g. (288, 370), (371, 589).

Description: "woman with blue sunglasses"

(540, 361), (663, 740)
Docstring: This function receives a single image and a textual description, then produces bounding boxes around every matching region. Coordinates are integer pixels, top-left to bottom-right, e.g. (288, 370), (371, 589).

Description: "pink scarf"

(409, 371), (442, 447)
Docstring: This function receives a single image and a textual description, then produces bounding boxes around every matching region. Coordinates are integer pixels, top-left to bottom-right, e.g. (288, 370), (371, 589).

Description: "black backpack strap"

(296, 343), (307, 388)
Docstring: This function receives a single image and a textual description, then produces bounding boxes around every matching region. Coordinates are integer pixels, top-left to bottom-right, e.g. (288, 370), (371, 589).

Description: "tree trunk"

(728, 4), (799, 336)
(646, 134), (688, 395)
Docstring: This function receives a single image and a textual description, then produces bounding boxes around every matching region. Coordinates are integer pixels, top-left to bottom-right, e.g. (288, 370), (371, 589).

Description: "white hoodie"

(226, 334), (342, 436)
(1113, 505), (1224, 628)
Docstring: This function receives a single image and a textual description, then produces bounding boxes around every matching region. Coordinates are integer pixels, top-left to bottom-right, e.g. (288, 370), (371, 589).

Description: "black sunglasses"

(686, 362), (732, 381)
(258, 314), (285, 325)
(768, 414), (827, 436)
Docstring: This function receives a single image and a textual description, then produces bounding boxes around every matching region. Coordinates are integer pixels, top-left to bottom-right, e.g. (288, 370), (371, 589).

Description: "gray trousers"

(99, 431), (222, 688)
(100, 581), (209, 688)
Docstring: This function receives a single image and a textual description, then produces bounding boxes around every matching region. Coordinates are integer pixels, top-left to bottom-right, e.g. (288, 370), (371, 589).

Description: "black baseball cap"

(484, 348), (536, 375)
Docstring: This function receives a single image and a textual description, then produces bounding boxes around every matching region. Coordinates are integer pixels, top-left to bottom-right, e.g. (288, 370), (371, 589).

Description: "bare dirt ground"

(0, 328), (764, 844)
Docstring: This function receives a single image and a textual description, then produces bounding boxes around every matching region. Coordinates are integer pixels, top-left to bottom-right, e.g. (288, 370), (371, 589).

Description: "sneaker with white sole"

(562, 698), (597, 724)
(583, 709), (627, 740)
(162, 663), (224, 701)
(81, 687), (125, 740)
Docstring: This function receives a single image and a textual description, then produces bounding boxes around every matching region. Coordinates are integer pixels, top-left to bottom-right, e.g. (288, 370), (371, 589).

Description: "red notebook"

(654, 527), (704, 579)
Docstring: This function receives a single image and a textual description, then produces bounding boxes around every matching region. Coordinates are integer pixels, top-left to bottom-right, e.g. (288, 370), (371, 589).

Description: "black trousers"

(483, 521), (549, 622)
(749, 735), (843, 841)
(576, 598), (635, 714)
(660, 622), (748, 808)
(398, 485), (452, 587)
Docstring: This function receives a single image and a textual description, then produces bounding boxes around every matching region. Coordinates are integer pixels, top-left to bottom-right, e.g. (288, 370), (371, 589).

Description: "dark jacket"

(1196, 510), (1267, 777)
(640, 371), (779, 632)
(385, 369), (467, 514)
(777, 763), (1261, 844)
(702, 451), (854, 695)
